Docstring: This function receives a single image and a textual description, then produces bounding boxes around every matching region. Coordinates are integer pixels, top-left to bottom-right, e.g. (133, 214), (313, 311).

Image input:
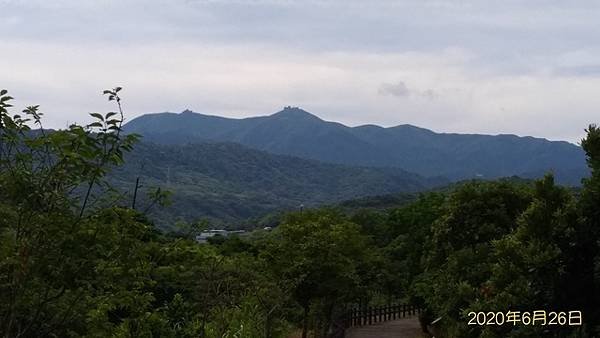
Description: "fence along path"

(344, 317), (426, 338)
(341, 304), (427, 338)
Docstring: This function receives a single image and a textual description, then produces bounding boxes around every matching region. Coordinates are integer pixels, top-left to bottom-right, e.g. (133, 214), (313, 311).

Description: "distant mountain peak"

(389, 123), (434, 133)
(271, 106), (321, 121)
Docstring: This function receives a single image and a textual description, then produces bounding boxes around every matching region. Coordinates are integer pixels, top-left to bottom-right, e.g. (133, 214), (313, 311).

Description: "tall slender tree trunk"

(302, 304), (309, 338)
(323, 301), (335, 338)
(132, 176), (140, 209)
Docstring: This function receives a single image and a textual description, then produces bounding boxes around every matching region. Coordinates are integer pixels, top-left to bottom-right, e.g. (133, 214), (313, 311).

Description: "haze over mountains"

(125, 107), (589, 185)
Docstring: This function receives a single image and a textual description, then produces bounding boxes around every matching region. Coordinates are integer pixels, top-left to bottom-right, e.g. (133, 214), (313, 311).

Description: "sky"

(2, 0), (600, 143)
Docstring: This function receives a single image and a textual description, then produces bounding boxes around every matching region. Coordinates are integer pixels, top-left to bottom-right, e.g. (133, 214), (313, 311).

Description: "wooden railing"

(343, 304), (421, 327)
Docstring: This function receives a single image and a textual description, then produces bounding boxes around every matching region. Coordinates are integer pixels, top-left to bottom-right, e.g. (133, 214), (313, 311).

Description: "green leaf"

(90, 112), (104, 121)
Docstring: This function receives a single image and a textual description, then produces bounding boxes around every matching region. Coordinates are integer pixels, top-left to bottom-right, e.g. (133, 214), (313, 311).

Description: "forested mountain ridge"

(110, 141), (445, 227)
(125, 107), (589, 185)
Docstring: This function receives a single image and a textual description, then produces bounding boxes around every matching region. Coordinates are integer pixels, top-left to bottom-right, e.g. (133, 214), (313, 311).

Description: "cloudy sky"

(2, 0), (600, 142)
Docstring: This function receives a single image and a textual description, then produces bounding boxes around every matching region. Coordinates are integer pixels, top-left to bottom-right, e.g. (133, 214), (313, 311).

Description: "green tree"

(574, 124), (600, 334)
(414, 181), (532, 336)
(383, 193), (445, 302)
(0, 88), (154, 337)
(472, 175), (579, 337)
(261, 209), (380, 338)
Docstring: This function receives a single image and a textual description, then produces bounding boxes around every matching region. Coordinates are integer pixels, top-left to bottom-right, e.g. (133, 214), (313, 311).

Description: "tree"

(261, 209), (380, 338)
(476, 175), (579, 337)
(414, 181), (532, 336)
(386, 193), (444, 293)
(0, 88), (156, 337)
(574, 124), (600, 334)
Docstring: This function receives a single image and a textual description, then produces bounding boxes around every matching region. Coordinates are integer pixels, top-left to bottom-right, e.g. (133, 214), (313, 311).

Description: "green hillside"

(109, 141), (444, 228)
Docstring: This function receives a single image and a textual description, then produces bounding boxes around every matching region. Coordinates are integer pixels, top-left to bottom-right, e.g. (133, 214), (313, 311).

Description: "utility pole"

(166, 166), (171, 187)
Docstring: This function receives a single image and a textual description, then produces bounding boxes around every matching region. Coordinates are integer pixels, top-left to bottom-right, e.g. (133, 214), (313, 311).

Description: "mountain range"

(125, 107), (589, 185)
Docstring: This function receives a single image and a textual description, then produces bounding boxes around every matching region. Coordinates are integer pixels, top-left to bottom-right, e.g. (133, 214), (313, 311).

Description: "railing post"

(362, 306), (367, 326)
(348, 308), (352, 327)
(372, 306), (375, 323)
(359, 307), (363, 326)
(347, 303), (424, 329)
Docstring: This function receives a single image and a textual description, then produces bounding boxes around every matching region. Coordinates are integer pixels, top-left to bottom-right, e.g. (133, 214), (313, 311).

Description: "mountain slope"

(110, 141), (443, 228)
(125, 107), (589, 185)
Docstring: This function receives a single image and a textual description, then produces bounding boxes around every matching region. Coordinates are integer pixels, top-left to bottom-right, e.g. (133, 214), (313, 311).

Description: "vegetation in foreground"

(0, 89), (599, 337)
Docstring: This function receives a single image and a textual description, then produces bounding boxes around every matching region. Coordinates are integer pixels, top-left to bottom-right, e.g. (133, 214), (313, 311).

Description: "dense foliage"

(1, 89), (599, 337)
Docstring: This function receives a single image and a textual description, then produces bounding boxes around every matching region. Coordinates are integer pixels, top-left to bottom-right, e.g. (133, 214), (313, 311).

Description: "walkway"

(344, 316), (428, 338)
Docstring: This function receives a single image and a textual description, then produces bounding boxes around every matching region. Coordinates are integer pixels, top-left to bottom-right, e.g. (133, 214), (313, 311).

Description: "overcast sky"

(2, 0), (600, 142)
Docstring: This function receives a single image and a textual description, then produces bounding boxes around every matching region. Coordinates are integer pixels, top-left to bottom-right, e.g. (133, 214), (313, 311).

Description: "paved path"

(345, 316), (429, 338)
